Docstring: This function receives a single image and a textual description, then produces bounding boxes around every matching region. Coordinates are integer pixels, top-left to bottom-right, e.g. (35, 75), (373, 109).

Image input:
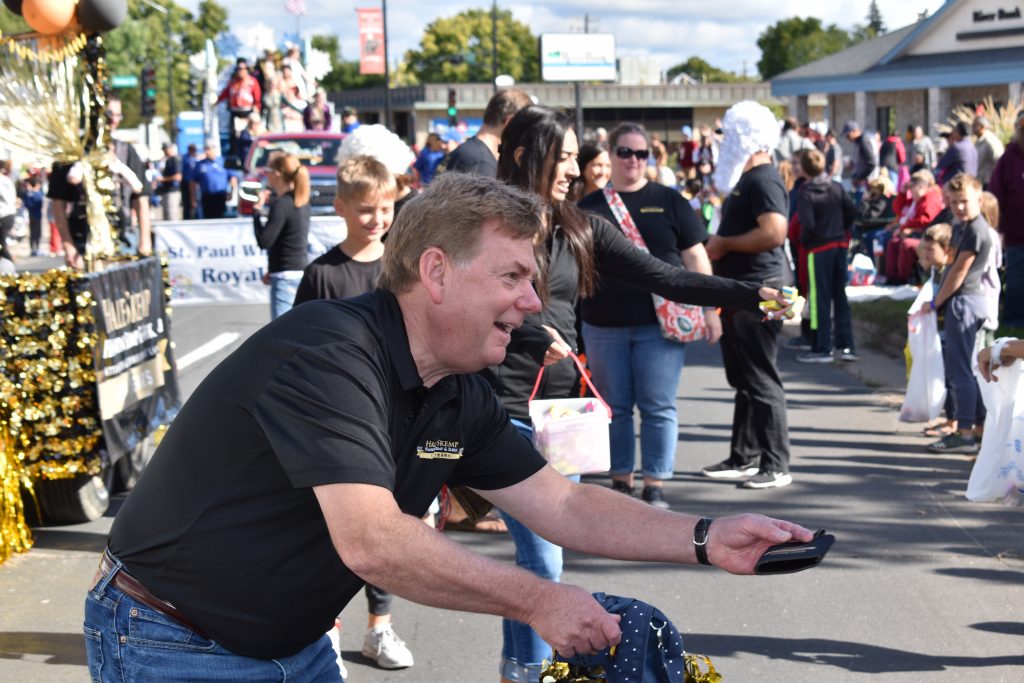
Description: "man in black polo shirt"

(703, 101), (794, 489)
(86, 173), (813, 681)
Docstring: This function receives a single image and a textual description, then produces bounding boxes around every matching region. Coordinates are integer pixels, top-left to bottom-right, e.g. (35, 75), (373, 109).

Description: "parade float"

(1, 0), (180, 564)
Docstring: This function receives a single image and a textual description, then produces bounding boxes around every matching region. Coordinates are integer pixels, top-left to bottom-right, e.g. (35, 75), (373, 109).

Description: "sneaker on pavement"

(701, 460), (759, 479)
(611, 479), (635, 496)
(741, 471), (793, 489)
(837, 348), (860, 362)
(926, 433), (979, 454)
(362, 624), (414, 669)
(796, 351), (834, 364)
(784, 336), (813, 351)
(641, 485), (670, 509)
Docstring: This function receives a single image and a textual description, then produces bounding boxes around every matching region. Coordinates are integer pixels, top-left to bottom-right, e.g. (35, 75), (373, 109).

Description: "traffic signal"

(447, 87), (457, 126)
(188, 75), (201, 110)
(140, 65), (157, 118)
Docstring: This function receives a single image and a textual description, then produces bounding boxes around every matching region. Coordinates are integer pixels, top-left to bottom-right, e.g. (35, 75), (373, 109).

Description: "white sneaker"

(361, 624), (414, 669)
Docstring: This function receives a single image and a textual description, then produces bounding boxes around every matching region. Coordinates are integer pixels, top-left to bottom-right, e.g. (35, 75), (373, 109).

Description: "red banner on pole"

(358, 8), (385, 76)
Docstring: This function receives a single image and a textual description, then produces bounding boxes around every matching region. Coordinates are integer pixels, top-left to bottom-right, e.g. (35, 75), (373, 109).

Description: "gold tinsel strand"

(0, 422), (33, 564)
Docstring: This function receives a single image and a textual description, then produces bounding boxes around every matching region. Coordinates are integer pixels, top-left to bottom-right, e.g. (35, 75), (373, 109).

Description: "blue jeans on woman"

(499, 418), (578, 682)
(270, 272), (302, 320)
(84, 553), (343, 682)
(581, 322), (687, 480)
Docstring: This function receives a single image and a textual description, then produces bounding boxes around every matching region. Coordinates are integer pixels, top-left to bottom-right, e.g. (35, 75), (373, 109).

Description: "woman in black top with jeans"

(253, 152), (310, 319)
(491, 106), (786, 683)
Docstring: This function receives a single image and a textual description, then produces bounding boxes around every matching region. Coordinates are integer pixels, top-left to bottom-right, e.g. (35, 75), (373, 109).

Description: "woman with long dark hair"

(253, 152), (310, 319)
(491, 106), (789, 683)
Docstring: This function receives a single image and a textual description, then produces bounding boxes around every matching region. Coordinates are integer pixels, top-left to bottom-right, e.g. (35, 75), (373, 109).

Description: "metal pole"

(383, 0), (391, 129)
(166, 14), (176, 137)
(574, 82), (583, 137)
(491, 1), (498, 93)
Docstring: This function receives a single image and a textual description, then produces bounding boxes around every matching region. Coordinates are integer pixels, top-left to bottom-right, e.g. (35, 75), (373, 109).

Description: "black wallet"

(754, 530), (834, 575)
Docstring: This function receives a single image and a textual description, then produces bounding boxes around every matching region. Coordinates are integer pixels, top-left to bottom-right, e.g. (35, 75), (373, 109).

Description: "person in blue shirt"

(413, 133), (447, 186)
(191, 145), (230, 219)
(21, 176), (45, 256)
(182, 144), (201, 219)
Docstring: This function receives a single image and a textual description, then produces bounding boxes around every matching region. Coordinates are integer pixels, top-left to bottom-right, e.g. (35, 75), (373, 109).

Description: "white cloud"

(180, 1), (946, 78)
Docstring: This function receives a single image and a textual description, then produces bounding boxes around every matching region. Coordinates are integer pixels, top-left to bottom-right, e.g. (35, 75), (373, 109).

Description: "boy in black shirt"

(928, 174), (993, 454)
(295, 156), (396, 304)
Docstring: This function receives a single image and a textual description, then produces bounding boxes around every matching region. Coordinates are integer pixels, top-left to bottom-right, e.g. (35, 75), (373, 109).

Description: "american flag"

(285, 0), (306, 16)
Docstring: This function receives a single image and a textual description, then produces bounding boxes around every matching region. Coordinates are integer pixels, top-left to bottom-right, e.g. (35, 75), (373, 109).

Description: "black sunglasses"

(615, 146), (650, 161)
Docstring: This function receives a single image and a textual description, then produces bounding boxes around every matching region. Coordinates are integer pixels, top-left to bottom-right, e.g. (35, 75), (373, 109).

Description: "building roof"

(771, 0), (1022, 95)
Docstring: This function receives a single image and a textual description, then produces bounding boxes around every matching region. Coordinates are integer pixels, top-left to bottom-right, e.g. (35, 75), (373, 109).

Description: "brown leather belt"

(96, 549), (209, 639)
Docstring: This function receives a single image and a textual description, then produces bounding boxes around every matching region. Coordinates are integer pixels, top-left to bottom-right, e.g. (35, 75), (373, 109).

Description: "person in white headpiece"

(700, 101), (795, 489)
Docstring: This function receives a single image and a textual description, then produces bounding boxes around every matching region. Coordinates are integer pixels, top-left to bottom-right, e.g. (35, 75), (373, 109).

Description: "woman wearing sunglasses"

(578, 122), (719, 508)
(491, 107), (789, 683)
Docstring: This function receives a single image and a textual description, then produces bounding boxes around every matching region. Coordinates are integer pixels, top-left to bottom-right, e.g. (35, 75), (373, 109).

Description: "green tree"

(851, 0), (887, 43)
(666, 56), (753, 83)
(311, 34), (385, 92)
(404, 8), (538, 83)
(756, 17), (851, 80)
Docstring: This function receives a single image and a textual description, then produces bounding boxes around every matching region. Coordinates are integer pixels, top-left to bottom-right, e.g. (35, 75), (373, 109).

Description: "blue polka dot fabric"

(553, 592), (688, 683)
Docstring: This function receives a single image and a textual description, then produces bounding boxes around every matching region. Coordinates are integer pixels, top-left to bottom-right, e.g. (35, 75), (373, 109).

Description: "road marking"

(176, 332), (240, 370)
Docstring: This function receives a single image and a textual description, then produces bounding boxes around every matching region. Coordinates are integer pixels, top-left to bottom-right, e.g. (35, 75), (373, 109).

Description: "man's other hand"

(707, 514), (813, 575)
(528, 584), (621, 658)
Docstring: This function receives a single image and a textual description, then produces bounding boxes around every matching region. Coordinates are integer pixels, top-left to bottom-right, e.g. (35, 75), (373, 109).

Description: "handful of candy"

(758, 285), (805, 320)
(542, 401), (600, 420)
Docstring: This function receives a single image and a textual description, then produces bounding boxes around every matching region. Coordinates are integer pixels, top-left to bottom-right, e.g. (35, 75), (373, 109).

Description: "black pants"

(365, 584), (393, 616)
(719, 308), (790, 474)
(201, 192), (227, 220)
(0, 214), (14, 262)
(808, 246), (854, 353)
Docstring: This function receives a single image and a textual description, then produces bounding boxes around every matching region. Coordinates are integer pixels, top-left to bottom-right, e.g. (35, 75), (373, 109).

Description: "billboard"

(539, 33), (617, 82)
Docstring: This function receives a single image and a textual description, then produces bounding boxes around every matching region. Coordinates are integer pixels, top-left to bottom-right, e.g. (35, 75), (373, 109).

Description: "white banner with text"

(156, 217), (347, 306)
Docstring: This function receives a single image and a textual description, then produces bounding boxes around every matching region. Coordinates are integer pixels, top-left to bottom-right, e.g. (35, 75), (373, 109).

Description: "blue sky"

(183, 0), (947, 77)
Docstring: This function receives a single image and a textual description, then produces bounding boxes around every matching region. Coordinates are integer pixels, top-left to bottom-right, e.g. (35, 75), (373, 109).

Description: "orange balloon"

(22, 0), (78, 36)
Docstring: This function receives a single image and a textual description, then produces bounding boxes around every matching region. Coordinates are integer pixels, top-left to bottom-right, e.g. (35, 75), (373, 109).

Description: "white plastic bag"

(966, 362), (1024, 502)
(899, 282), (946, 422)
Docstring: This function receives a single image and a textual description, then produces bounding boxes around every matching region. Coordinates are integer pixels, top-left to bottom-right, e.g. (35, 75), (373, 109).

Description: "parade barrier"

(156, 216), (346, 306)
(1, 258), (179, 562)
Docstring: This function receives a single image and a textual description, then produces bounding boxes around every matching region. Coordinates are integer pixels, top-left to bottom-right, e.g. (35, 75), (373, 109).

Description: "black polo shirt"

(108, 289), (545, 659)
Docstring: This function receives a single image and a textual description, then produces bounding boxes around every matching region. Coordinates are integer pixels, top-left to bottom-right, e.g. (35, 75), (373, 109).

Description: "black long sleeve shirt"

(253, 191), (310, 273)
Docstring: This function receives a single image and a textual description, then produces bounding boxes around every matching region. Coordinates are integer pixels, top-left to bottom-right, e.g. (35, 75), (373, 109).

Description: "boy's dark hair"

(799, 148), (825, 177)
(685, 177), (703, 196)
(923, 223), (953, 248)
(944, 172), (981, 194)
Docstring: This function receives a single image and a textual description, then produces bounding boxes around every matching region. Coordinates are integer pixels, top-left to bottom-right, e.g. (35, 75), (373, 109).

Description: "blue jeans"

(270, 273), (301, 320)
(84, 554), (343, 682)
(1004, 246), (1024, 328)
(581, 323), (687, 479)
(943, 294), (986, 427)
(499, 419), (577, 682)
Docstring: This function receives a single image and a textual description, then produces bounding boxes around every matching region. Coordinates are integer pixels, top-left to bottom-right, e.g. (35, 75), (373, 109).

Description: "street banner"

(155, 216), (346, 306)
(357, 8), (385, 75)
(87, 258), (181, 460)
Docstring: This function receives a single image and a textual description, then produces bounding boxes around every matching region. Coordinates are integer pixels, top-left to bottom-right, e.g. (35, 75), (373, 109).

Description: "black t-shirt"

(444, 137), (497, 177)
(578, 182), (708, 326)
(947, 215), (993, 297)
(713, 164), (789, 284)
(107, 290), (545, 659)
(46, 162), (89, 247)
(294, 247), (382, 304)
(160, 156), (180, 194)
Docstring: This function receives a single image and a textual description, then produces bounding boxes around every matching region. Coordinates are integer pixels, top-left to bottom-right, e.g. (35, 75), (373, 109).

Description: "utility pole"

(383, 0), (391, 129)
(491, 1), (498, 92)
(574, 14), (592, 140)
(141, 0), (175, 137)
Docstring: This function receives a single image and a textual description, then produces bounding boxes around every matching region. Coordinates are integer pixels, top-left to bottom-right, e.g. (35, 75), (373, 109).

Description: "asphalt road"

(1, 293), (1022, 682)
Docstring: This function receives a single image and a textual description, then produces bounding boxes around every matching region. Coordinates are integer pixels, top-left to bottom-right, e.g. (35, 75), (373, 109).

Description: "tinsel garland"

(0, 33), (117, 259)
(0, 424), (33, 564)
(0, 268), (103, 483)
(0, 30), (89, 64)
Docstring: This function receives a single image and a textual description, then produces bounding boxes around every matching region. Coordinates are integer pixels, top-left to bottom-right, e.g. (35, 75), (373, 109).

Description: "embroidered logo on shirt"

(416, 439), (464, 460)
(639, 207), (665, 213)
